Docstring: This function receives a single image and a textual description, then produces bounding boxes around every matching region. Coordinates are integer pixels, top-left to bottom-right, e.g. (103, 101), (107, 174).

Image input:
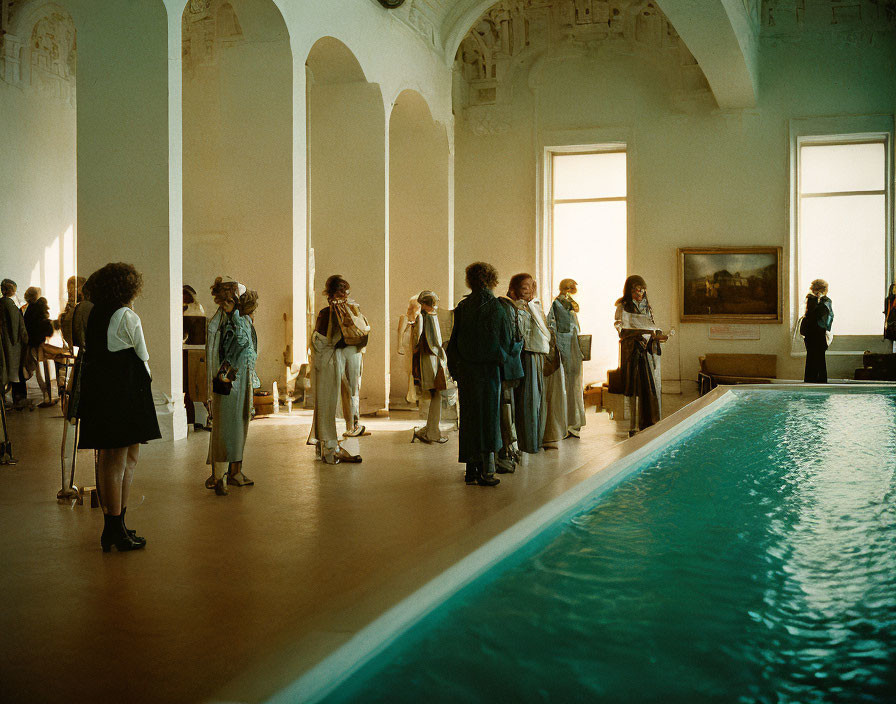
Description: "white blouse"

(108, 307), (151, 375)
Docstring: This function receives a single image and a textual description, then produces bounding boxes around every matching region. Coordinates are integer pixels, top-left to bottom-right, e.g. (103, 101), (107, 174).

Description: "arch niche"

(306, 37), (387, 412)
(182, 0), (293, 387)
(387, 89), (450, 407)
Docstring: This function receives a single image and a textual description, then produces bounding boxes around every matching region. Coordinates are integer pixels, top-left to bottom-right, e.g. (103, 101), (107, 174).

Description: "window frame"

(789, 116), (894, 355)
(542, 143), (628, 293)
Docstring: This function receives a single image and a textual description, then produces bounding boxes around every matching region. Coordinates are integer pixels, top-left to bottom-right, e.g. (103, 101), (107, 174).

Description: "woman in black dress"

(77, 263), (161, 552)
(801, 279), (834, 384)
(884, 283), (896, 353)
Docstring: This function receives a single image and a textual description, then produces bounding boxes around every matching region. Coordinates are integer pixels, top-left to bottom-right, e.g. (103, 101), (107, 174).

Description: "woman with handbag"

(614, 275), (667, 436)
(205, 277), (260, 495)
(802, 279), (834, 383)
(307, 275), (364, 465)
(548, 279), (586, 438)
(77, 263), (161, 552)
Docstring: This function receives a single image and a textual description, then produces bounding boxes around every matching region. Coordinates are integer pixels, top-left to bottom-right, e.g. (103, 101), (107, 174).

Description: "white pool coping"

(230, 383), (896, 704)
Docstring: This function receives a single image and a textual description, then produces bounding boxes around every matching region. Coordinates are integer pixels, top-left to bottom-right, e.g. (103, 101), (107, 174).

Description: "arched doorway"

(387, 89), (450, 407)
(182, 0), (293, 387)
(306, 36), (387, 412)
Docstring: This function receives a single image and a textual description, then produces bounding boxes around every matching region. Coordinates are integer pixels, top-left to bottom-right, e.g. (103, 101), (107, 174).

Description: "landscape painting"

(679, 247), (782, 322)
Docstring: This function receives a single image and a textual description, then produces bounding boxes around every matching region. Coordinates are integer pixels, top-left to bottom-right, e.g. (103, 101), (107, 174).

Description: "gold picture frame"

(678, 247), (783, 323)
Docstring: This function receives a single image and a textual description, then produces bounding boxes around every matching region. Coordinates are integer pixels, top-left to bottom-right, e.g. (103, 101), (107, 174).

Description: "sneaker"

(495, 455), (516, 474)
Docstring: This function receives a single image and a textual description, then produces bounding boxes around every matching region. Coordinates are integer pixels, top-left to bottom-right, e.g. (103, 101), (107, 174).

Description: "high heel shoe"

(100, 514), (145, 552)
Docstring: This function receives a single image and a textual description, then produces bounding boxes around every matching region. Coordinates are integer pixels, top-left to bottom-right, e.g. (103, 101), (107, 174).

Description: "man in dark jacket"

(446, 262), (514, 486)
(1, 279), (29, 409)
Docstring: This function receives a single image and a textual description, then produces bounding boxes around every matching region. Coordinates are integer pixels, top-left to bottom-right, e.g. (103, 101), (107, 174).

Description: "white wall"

(308, 78), (388, 411)
(183, 0), (292, 387)
(388, 90), (450, 405)
(0, 3), (77, 318)
(454, 28), (896, 387)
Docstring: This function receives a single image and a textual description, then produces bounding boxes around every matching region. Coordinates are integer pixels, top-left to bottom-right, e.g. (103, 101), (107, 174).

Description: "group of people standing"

(446, 263), (587, 487)
(0, 278), (81, 411)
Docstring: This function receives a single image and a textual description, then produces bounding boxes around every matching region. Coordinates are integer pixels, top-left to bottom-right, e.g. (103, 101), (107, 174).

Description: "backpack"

(332, 299), (370, 347)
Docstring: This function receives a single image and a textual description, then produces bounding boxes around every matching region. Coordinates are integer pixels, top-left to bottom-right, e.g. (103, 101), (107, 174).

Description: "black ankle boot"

(121, 507), (146, 545)
(100, 513), (145, 553)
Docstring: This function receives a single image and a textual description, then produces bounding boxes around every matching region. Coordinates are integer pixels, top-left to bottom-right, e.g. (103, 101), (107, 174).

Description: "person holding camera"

(205, 277), (259, 495)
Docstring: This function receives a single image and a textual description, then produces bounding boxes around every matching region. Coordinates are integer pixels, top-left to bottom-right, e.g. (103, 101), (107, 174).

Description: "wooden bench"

(698, 353), (777, 395)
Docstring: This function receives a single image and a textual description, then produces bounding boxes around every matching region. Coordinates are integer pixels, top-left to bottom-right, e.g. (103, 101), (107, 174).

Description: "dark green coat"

(1, 297), (28, 385)
(446, 288), (513, 463)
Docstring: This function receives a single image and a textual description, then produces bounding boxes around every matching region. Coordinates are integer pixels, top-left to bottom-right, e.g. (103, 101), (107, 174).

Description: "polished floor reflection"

(0, 391), (694, 704)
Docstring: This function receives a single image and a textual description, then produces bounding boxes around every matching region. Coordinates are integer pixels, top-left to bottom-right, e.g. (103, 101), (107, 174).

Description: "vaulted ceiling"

(394, 0), (761, 108)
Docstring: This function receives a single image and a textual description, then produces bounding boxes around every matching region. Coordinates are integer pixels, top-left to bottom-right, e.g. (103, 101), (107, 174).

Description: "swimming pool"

(285, 387), (896, 703)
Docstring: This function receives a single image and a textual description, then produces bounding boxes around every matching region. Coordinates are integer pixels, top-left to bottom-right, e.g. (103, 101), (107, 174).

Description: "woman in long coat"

(506, 274), (553, 453)
(548, 279), (586, 438)
(446, 262), (513, 486)
(801, 279), (833, 383)
(205, 278), (260, 495)
(1, 279), (29, 410)
(884, 283), (896, 353)
(614, 275), (667, 436)
(410, 290), (451, 444)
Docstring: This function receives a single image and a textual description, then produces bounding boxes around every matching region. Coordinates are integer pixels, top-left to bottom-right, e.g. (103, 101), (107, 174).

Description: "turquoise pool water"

(324, 390), (896, 703)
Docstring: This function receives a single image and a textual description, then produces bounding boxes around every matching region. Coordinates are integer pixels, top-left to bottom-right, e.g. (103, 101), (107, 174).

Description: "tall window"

(550, 149), (627, 382)
(798, 139), (888, 336)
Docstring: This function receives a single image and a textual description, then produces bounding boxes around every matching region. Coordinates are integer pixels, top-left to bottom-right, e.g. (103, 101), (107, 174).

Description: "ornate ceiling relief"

(762, 0), (896, 43)
(454, 1), (712, 133)
(182, 0), (244, 76)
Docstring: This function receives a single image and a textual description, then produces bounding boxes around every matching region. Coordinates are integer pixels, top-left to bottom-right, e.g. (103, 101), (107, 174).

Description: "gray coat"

(1, 297), (28, 384)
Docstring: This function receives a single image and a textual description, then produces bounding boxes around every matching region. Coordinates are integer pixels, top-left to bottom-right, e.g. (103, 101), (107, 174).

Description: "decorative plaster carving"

(462, 103), (513, 134)
(763, 0), (896, 41)
(453, 1), (711, 111)
(406, 0), (441, 47)
(182, 0), (244, 75)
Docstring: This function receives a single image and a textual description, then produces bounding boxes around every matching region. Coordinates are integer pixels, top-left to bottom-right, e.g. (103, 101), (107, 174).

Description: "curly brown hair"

(507, 273), (534, 298)
(86, 263), (143, 308)
(237, 289), (259, 316)
(465, 261), (499, 291)
(324, 275), (349, 300)
(210, 277), (240, 307)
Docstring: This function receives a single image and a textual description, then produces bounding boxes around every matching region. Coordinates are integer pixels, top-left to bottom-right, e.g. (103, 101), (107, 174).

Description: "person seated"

(24, 296), (66, 407)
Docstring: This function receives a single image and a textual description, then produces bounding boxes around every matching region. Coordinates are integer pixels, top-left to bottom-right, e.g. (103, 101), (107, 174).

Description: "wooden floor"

(0, 389), (695, 704)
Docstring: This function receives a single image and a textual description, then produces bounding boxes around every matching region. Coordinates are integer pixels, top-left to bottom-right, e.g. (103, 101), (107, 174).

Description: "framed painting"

(678, 247), (783, 323)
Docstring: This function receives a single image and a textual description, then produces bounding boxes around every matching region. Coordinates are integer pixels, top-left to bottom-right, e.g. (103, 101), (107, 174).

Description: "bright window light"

(551, 150), (627, 384)
(798, 140), (887, 336)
